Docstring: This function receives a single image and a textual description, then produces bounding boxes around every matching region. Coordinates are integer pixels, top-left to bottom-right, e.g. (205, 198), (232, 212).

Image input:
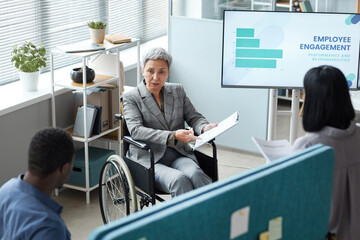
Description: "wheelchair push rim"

(99, 155), (137, 224)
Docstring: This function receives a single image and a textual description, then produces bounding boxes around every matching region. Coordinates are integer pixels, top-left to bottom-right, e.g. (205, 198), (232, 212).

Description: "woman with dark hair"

(301, 65), (354, 132)
(292, 65), (360, 240)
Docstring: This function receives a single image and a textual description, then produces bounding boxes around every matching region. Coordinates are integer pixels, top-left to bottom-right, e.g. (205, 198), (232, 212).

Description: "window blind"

(1, 1), (37, 85)
(0, 0), (168, 86)
(108, 0), (168, 49)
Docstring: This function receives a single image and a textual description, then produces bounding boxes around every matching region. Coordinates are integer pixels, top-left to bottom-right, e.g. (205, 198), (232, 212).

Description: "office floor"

(53, 100), (304, 240)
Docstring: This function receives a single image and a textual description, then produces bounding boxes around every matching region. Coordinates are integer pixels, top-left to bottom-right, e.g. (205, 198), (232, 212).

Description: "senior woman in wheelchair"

(123, 47), (218, 197)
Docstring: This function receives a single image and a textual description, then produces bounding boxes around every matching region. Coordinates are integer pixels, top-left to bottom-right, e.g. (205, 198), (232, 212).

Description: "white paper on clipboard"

(192, 111), (239, 151)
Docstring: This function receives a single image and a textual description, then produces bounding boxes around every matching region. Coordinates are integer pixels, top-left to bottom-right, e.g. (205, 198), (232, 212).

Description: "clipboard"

(192, 111), (239, 150)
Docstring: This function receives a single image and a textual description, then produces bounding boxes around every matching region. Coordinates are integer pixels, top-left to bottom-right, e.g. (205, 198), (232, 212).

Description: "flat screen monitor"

(221, 10), (360, 89)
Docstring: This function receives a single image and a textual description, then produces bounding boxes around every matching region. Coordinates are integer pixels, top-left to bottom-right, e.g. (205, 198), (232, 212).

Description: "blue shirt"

(0, 175), (71, 240)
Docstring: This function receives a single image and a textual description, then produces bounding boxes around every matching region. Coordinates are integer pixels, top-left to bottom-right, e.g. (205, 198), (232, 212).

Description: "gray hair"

(141, 47), (172, 69)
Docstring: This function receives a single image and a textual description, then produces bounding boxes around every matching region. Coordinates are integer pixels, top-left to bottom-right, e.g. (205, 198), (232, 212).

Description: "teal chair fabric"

(89, 144), (334, 240)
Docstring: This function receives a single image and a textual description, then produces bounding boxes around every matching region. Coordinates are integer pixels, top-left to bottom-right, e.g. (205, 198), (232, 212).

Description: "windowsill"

(0, 36), (167, 117)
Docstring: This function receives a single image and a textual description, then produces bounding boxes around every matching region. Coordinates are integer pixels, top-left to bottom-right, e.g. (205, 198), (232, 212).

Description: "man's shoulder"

(0, 176), (70, 239)
(1, 210), (69, 240)
(0, 177), (19, 195)
(0, 196), (69, 239)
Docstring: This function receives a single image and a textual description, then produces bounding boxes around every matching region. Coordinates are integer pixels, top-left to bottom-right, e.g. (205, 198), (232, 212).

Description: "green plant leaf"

(87, 20), (107, 29)
(11, 41), (47, 72)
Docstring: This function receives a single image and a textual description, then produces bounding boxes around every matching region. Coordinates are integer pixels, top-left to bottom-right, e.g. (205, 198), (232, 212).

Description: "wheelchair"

(99, 114), (218, 224)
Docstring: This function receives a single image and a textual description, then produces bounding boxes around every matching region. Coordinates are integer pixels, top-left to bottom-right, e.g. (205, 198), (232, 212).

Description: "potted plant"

(11, 41), (47, 91)
(88, 21), (107, 43)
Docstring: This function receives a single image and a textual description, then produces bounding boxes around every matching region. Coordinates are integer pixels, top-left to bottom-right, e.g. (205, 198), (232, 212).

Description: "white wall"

(185, 0), (202, 18)
(168, 16), (269, 152)
(0, 92), (73, 185)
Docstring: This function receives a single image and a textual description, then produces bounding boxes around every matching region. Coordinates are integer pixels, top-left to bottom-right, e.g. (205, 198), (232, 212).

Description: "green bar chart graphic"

(236, 49), (283, 58)
(236, 39), (260, 48)
(236, 59), (276, 68)
(236, 28), (254, 38)
(235, 28), (283, 69)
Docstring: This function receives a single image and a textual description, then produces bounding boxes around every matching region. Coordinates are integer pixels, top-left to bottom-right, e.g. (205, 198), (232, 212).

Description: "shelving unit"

(276, 0), (292, 8)
(251, 0), (293, 11)
(278, 89), (304, 102)
(50, 39), (140, 204)
(217, 1), (294, 19)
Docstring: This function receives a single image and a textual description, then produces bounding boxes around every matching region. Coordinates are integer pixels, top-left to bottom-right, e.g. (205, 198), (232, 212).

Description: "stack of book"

(73, 106), (98, 137)
(105, 34), (131, 44)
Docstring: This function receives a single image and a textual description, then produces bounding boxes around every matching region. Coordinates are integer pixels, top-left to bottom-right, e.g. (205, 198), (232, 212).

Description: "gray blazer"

(123, 81), (209, 167)
(292, 121), (360, 239)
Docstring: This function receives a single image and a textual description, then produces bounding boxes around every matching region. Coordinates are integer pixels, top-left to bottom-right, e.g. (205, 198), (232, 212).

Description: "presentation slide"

(222, 11), (360, 89)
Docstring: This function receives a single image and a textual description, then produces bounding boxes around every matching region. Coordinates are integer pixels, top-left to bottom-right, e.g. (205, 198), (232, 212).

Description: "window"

(1, 0), (168, 86)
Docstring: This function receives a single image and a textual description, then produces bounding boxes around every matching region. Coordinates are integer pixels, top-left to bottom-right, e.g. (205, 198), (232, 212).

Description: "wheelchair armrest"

(122, 136), (155, 188)
(123, 136), (150, 150)
(115, 113), (124, 120)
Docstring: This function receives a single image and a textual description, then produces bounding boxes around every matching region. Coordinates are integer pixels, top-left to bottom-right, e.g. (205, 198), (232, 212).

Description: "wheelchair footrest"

(137, 190), (152, 209)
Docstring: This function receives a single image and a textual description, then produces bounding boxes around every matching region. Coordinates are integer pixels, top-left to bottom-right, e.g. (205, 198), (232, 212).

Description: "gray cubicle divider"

(89, 144), (334, 240)
(168, 16), (269, 152)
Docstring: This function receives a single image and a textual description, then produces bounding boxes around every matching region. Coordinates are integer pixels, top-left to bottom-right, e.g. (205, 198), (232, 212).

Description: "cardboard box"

(87, 89), (109, 133)
(67, 147), (115, 187)
(104, 98), (123, 141)
(108, 86), (120, 129)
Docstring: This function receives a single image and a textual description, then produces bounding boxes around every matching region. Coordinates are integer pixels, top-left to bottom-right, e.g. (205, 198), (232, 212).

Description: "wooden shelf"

(276, 0), (290, 4)
(65, 126), (120, 143)
(276, 0), (290, 8)
(53, 74), (118, 90)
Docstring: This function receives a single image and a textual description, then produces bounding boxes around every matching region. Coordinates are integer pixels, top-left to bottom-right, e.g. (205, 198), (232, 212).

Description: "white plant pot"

(90, 28), (106, 43)
(19, 71), (40, 91)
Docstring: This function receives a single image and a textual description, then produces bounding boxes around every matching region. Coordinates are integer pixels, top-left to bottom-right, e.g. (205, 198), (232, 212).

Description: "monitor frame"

(221, 10), (360, 90)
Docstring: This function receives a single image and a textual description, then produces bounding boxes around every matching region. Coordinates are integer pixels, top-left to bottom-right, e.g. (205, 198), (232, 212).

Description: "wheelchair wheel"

(99, 155), (137, 224)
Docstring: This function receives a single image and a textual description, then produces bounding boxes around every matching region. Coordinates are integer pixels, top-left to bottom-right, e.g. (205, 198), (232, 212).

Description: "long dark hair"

(302, 65), (354, 132)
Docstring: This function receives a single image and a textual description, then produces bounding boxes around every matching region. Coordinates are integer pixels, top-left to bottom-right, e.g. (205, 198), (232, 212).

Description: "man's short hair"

(28, 128), (74, 177)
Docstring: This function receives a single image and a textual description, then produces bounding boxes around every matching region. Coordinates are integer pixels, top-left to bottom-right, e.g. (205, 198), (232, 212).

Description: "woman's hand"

(175, 128), (201, 143)
(203, 123), (219, 132)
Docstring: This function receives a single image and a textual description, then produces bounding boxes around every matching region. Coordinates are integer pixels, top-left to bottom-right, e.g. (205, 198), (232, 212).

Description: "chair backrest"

(89, 144), (334, 240)
(121, 119), (156, 196)
(121, 119), (130, 153)
(194, 149), (218, 182)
